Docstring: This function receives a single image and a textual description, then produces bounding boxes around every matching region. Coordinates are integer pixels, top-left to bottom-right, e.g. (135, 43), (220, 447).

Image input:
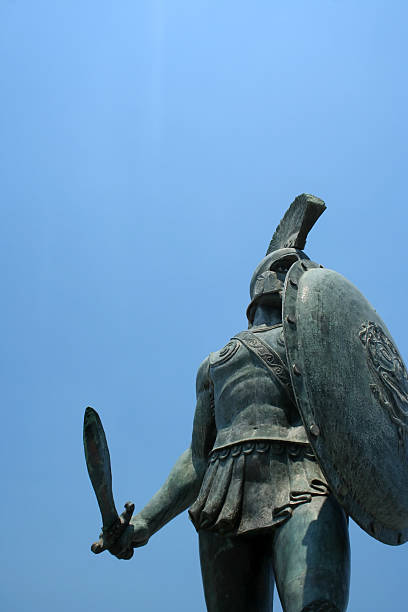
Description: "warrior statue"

(84, 194), (408, 612)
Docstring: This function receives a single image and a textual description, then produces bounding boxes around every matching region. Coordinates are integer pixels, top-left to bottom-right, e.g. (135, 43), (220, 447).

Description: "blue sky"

(1, 2), (408, 610)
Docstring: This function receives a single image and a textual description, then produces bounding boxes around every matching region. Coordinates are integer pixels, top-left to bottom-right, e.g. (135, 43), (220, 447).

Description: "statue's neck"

(251, 303), (282, 327)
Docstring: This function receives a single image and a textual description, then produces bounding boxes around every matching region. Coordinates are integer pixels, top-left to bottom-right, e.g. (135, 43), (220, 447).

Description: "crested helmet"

(246, 193), (326, 324)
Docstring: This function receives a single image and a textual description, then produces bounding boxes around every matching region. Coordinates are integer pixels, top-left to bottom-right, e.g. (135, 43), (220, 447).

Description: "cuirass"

(209, 325), (308, 449)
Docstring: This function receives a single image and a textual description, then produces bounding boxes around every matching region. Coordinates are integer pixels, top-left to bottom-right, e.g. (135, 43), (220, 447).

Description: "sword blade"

(83, 407), (119, 530)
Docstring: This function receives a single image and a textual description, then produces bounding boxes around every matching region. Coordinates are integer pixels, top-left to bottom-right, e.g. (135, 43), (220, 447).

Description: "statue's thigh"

(199, 530), (274, 612)
(272, 496), (350, 612)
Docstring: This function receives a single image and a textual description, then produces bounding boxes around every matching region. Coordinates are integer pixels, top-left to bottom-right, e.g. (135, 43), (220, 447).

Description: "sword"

(83, 406), (134, 559)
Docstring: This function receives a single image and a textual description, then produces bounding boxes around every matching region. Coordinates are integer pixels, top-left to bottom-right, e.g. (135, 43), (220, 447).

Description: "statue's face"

(270, 261), (290, 285)
(253, 272), (285, 308)
(247, 251), (302, 323)
(252, 260), (293, 310)
(265, 259), (292, 297)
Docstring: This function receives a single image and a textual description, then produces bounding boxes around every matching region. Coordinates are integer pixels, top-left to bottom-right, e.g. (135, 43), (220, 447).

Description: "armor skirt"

(189, 441), (329, 536)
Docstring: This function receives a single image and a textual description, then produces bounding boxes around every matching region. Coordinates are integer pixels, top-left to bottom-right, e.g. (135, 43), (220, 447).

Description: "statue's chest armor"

(209, 327), (306, 442)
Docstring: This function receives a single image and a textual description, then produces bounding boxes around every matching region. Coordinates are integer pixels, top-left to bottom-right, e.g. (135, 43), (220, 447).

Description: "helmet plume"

(266, 193), (326, 256)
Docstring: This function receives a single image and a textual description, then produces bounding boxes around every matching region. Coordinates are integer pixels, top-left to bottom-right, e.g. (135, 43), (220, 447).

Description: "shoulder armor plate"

(209, 339), (240, 367)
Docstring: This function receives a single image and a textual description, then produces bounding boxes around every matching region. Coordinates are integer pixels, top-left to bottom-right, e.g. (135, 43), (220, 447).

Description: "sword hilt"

(91, 501), (135, 558)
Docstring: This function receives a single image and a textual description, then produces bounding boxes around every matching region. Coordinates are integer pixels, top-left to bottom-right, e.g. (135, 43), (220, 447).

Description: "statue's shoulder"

(209, 338), (241, 368)
(235, 324), (285, 351)
(252, 324), (285, 349)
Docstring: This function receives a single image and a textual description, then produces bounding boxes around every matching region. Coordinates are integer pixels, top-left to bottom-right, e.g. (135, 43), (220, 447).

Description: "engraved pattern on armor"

(359, 321), (408, 432)
(210, 340), (240, 367)
(301, 600), (340, 612)
(233, 331), (295, 405)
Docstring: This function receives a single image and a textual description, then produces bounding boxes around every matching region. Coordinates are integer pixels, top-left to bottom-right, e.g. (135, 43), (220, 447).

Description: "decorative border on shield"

(359, 321), (408, 436)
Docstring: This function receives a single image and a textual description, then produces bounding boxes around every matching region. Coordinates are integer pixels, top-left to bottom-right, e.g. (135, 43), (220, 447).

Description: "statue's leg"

(272, 495), (350, 612)
(199, 530), (274, 612)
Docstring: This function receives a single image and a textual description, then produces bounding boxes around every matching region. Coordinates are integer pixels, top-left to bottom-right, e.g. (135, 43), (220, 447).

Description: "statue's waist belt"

(209, 439), (316, 461)
(212, 423), (309, 452)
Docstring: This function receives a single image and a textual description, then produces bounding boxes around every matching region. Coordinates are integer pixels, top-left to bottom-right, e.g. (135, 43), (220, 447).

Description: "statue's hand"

(108, 515), (150, 560)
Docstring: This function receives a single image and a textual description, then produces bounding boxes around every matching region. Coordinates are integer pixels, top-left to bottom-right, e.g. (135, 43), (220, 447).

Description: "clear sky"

(1, 2), (408, 610)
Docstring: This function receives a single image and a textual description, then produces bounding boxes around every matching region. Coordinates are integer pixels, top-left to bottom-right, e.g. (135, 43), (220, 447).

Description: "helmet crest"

(266, 193), (326, 256)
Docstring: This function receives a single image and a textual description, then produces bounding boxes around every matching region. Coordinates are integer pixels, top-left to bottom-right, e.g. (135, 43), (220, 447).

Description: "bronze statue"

(84, 194), (408, 611)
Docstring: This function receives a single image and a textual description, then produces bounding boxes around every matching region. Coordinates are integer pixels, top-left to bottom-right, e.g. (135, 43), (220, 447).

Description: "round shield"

(283, 260), (408, 545)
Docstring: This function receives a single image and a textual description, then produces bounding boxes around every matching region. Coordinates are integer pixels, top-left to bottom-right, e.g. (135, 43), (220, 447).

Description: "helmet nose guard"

(246, 194), (326, 324)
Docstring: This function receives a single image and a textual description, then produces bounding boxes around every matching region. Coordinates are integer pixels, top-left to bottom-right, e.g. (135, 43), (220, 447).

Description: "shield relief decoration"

(283, 260), (408, 545)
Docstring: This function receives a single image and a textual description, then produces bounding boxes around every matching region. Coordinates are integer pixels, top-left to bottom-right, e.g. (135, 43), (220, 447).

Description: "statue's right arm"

(111, 356), (216, 558)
